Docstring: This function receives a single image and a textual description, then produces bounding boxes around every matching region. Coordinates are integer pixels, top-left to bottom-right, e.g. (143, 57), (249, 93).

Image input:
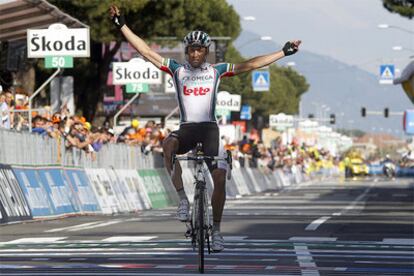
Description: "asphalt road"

(0, 177), (413, 275)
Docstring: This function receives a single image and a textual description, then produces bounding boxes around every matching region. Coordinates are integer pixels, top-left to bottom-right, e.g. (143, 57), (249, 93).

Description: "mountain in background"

(235, 30), (413, 137)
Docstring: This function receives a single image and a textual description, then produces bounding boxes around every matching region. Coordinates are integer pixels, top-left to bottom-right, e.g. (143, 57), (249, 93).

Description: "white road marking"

(343, 183), (374, 212)
(294, 244), (320, 276)
(305, 216), (331, 231)
(290, 237), (337, 242)
(382, 238), (414, 245)
(68, 220), (123, 232)
(2, 237), (67, 244)
(102, 236), (158, 242)
(223, 236), (248, 240)
(355, 260), (414, 264)
(309, 182), (375, 230)
(393, 193), (408, 197)
(45, 221), (104, 233)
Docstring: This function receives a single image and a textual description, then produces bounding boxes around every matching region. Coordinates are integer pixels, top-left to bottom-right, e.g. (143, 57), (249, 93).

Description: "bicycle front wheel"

(197, 184), (205, 273)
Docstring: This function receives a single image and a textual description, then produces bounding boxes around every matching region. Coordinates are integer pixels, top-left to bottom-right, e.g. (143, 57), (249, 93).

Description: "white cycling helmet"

(183, 30), (211, 49)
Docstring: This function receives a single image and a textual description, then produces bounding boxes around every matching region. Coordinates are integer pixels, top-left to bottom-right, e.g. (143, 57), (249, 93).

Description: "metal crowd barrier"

(0, 129), (155, 169)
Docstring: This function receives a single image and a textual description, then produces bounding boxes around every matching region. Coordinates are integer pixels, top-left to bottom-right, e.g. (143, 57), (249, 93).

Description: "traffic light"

(329, 114), (336, 124)
(308, 114), (314, 119)
(361, 107), (366, 117)
(384, 108), (389, 118)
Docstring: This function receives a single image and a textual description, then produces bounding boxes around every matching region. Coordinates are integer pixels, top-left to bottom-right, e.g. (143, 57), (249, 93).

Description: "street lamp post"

(378, 24), (414, 35)
(243, 16), (256, 21)
(238, 36), (272, 50)
(392, 45), (414, 53)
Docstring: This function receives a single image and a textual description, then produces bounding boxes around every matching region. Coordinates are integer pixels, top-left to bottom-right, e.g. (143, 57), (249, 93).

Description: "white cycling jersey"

(161, 59), (235, 123)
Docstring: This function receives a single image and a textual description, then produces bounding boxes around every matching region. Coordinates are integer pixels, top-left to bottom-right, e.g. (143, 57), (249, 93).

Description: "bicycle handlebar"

(172, 151), (233, 180)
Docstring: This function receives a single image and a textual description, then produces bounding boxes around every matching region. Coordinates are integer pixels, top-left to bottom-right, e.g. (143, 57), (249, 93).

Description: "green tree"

(382, 0), (414, 19)
(46, 0), (240, 121)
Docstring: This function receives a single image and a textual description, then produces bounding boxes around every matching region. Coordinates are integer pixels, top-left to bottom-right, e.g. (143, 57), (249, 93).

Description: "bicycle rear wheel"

(197, 183), (205, 273)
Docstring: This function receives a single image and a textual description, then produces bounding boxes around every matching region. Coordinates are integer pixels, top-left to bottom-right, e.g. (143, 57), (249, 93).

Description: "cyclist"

(110, 5), (301, 252)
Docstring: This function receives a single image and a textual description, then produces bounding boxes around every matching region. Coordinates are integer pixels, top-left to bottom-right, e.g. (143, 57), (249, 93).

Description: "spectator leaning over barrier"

(0, 92), (10, 129)
(4, 91), (14, 129)
(117, 119), (141, 143)
(110, 4), (301, 252)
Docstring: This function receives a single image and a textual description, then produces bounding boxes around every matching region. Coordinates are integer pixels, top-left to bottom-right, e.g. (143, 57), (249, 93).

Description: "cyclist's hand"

(282, 40), (301, 56)
(109, 5), (126, 29)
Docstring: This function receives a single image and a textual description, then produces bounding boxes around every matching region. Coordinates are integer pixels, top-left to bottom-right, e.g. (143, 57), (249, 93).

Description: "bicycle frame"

(172, 143), (232, 273)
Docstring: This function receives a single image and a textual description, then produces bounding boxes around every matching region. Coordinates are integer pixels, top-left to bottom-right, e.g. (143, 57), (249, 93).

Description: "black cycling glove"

(282, 41), (298, 56)
(111, 10), (126, 29)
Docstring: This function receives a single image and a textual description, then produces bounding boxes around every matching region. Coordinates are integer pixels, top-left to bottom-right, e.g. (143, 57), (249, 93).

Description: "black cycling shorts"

(170, 122), (219, 171)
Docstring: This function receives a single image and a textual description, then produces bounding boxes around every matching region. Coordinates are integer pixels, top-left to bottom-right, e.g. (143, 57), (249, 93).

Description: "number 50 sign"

(45, 56), (73, 68)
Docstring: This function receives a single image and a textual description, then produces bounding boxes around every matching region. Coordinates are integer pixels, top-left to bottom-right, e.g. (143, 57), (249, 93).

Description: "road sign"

(45, 56), (73, 68)
(404, 110), (414, 134)
(216, 91), (241, 111)
(269, 113), (294, 130)
(240, 105), (251, 120)
(126, 83), (149, 93)
(252, 70), (270, 91)
(112, 58), (162, 85)
(27, 23), (90, 58)
(379, 64), (395, 84)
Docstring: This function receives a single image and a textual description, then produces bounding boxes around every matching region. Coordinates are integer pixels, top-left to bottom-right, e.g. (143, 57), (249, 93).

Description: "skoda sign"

(269, 113), (294, 130)
(216, 91), (241, 112)
(112, 58), (162, 85)
(27, 23), (90, 58)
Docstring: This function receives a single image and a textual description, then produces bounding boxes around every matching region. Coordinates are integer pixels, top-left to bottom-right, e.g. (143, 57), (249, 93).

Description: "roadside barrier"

(369, 164), (414, 177)
(137, 169), (172, 209)
(0, 165), (32, 223)
(396, 166), (414, 177)
(1, 161), (325, 222)
(63, 168), (100, 213)
(0, 128), (345, 223)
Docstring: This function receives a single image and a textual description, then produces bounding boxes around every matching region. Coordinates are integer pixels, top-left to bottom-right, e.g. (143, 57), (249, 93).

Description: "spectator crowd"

(1, 89), (340, 175)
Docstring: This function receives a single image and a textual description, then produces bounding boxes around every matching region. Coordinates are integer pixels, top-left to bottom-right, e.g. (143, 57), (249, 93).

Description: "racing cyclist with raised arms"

(109, 5), (301, 252)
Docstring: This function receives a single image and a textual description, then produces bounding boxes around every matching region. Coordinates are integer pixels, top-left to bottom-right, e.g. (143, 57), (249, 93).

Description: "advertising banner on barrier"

(84, 168), (121, 214)
(231, 169), (250, 196)
(156, 169), (179, 206)
(116, 169), (152, 211)
(64, 168), (100, 213)
(105, 169), (133, 212)
(36, 168), (80, 215)
(12, 167), (55, 217)
(137, 169), (170, 209)
(0, 165), (32, 223)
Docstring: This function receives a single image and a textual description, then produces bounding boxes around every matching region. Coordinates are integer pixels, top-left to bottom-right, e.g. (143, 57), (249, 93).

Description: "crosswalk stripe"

(382, 238), (414, 245)
(290, 237), (337, 242)
(2, 237), (67, 244)
(45, 222), (104, 233)
(102, 236), (158, 242)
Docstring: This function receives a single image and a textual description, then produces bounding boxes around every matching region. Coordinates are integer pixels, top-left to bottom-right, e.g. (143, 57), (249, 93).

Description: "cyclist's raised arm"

(109, 5), (163, 69)
(233, 40), (301, 75)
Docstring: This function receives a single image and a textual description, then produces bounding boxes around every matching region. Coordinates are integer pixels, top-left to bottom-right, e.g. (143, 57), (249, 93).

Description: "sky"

(227, 0), (413, 76)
